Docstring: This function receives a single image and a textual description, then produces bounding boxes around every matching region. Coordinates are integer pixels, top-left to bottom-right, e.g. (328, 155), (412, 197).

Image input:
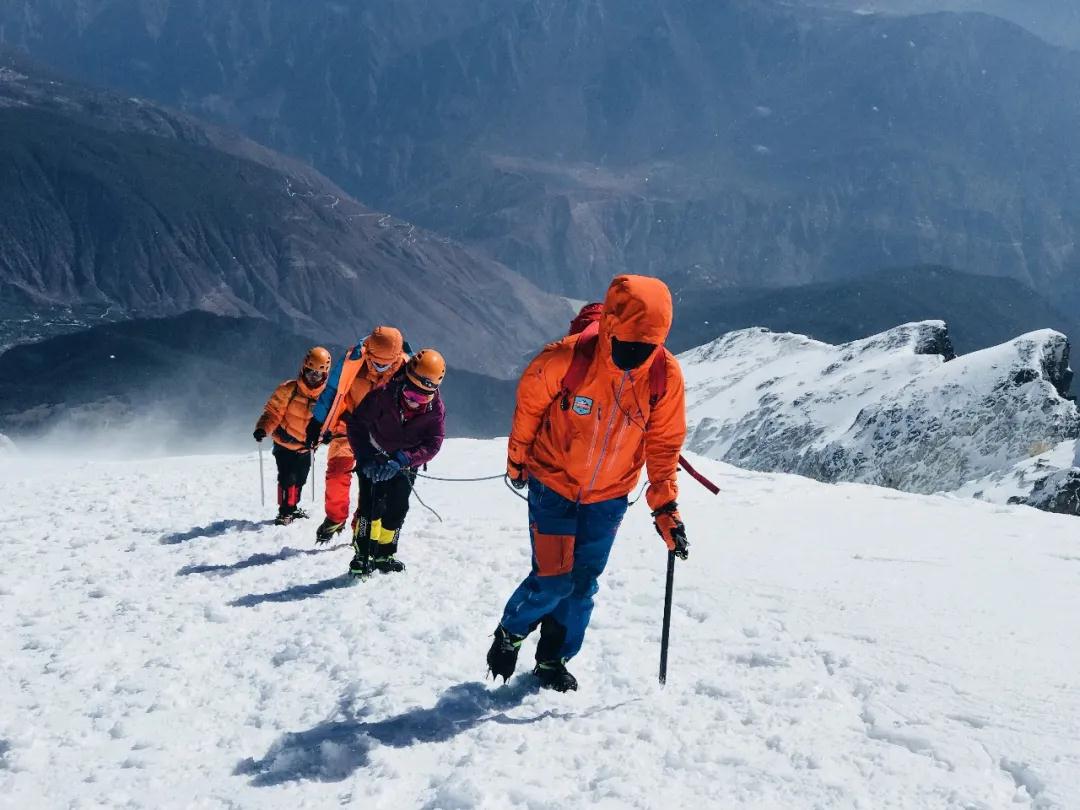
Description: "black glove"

(507, 459), (527, 490)
(652, 502), (689, 560)
(305, 420), (324, 450)
(253, 428), (266, 442)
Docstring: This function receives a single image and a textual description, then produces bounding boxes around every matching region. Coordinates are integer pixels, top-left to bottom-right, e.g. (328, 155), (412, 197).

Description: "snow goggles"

(402, 385), (434, 406)
(369, 358), (394, 373)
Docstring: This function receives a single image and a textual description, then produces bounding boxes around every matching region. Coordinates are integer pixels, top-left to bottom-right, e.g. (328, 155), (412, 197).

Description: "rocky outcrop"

(683, 323), (1080, 514)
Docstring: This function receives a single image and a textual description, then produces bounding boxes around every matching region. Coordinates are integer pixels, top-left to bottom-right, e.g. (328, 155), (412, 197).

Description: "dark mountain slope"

(0, 312), (516, 449)
(3, 1), (1079, 306)
(668, 267), (1080, 356)
(0, 53), (570, 377)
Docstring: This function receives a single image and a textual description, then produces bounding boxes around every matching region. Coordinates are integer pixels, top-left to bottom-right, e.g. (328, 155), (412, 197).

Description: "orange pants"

(324, 436), (356, 524)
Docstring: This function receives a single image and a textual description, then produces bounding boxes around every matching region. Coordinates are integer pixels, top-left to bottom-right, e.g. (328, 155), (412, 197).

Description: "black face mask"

(611, 337), (657, 371)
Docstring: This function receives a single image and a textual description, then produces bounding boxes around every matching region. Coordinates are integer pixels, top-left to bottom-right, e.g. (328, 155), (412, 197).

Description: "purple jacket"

(346, 372), (446, 468)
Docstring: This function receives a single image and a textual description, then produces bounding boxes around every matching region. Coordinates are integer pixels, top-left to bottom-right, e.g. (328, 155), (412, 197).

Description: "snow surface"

(683, 324), (1079, 504)
(3, 439), (1080, 808)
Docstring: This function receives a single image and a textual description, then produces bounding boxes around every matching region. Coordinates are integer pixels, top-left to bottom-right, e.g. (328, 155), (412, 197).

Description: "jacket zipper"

(581, 372), (629, 502)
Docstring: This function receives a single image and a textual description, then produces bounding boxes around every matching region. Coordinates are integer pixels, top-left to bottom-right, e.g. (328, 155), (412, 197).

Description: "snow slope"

(3, 439), (1079, 808)
(683, 323), (1079, 511)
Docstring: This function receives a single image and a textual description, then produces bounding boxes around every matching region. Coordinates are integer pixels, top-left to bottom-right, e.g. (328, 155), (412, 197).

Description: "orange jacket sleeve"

(256, 381), (293, 435)
(644, 351), (686, 511)
(507, 341), (573, 468)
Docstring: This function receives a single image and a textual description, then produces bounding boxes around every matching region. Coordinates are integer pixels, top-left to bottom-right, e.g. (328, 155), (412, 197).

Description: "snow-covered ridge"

(683, 322), (1079, 514)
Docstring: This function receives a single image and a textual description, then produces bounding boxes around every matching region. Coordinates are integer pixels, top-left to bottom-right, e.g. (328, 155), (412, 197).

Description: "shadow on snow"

(236, 679), (626, 785)
(159, 519), (275, 545)
(178, 544), (349, 577)
(228, 574), (357, 607)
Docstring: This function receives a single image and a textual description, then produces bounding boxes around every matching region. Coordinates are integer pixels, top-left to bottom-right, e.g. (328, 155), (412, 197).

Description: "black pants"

(354, 469), (415, 555)
(273, 444), (311, 512)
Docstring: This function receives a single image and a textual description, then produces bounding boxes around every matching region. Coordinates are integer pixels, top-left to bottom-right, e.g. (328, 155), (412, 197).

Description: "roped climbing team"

(253, 274), (690, 692)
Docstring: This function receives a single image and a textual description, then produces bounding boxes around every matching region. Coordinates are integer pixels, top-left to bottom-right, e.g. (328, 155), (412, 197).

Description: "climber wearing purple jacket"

(344, 350), (446, 576)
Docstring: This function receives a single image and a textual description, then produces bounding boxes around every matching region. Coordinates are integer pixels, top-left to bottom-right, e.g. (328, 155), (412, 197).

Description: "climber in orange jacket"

(305, 327), (409, 542)
(487, 275), (689, 692)
(254, 347), (331, 525)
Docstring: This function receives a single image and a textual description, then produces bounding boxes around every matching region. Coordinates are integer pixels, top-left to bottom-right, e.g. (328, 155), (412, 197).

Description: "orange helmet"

(363, 326), (404, 373)
(301, 346), (331, 387)
(406, 349), (446, 393)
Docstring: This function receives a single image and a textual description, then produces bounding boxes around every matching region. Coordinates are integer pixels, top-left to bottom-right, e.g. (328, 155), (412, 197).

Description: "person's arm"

(400, 401), (446, 468)
(255, 382), (291, 436)
(644, 352), (687, 512)
(507, 341), (572, 470)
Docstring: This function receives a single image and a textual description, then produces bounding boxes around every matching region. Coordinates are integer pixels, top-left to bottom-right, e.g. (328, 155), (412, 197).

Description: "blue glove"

(375, 459), (401, 482)
(361, 460), (382, 480)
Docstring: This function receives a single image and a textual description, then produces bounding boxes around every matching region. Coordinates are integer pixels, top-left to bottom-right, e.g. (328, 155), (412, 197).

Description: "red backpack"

(556, 321), (719, 495)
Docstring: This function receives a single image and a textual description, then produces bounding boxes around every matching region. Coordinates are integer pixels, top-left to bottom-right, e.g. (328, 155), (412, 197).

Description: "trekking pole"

(257, 442), (266, 507)
(310, 449), (318, 503)
(659, 550), (676, 686)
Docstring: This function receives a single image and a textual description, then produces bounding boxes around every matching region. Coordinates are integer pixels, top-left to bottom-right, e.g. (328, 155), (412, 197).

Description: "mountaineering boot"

(534, 659), (578, 692)
(348, 553), (370, 578)
(486, 625), (525, 682)
(274, 509), (295, 526)
(291, 506), (311, 520)
(371, 555), (406, 573)
(315, 517), (345, 544)
(348, 536), (372, 578)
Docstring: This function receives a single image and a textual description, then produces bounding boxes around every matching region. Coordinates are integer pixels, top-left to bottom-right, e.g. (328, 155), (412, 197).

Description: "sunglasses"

(303, 368), (327, 385)
(370, 358), (394, 373)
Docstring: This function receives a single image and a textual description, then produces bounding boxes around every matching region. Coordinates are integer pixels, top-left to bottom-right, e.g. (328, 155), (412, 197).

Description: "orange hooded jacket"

(321, 326), (409, 439)
(508, 275), (686, 510)
(256, 376), (327, 452)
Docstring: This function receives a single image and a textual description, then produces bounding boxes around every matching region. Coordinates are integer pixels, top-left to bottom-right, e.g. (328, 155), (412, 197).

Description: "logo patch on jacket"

(572, 396), (594, 416)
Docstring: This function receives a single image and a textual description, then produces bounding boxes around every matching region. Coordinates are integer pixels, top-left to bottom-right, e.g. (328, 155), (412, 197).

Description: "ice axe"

(257, 441), (266, 507)
(659, 550), (676, 686)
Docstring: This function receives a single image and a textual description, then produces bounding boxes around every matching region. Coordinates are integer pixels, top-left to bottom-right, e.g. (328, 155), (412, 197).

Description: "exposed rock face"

(0, 54), (570, 377)
(683, 323), (1080, 512)
(955, 440), (1080, 518)
(3, 2), (1080, 306)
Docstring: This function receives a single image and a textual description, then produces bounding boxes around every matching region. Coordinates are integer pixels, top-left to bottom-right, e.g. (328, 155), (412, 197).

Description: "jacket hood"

(364, 326), (405, 365)
(599, 275), (673, 350)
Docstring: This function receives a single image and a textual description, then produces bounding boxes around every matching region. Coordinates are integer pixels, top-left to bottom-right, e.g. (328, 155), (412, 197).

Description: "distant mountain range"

(667, 266), (1080, 356)
(0, 312), (516, 449)
(800, 1), (1080, 50)
(4, 0), (1079, 308)
(0, 52), (570, 378)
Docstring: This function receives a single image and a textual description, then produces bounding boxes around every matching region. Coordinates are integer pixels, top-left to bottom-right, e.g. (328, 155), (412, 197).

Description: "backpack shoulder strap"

(558, 323), (600, 410)
(648, 349), (668, 407)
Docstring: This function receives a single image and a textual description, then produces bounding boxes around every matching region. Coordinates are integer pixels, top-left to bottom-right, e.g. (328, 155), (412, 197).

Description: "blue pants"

(499, 479), (628, 662)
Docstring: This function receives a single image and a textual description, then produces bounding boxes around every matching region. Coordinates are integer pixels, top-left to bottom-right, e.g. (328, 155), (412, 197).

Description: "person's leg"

(323, 437), (354, 527)
(374, 471), (413, 554)
(498, 480), (578, 636)
(272, 444), (292, 519)
(543, 494), (628, 662)
(291, 449), (312, 511)
(349, 472), (377, 574)
(369, 471), (412, 572)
